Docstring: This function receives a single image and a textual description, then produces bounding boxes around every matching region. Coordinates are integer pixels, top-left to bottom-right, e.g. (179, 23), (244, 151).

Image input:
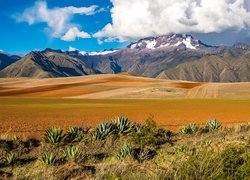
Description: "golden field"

(0, 74), (249, 138)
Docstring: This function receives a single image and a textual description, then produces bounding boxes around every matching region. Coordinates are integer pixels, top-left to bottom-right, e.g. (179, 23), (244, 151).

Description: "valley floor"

(0, 74), (249, 137)
(0, 98), (249, 138)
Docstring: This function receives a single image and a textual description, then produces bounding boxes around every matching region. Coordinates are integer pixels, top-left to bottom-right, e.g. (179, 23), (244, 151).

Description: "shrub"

(64, 146), (81, 162)
(145, 115), (157, 131)
(220, 146), (249, 179)
(179, 123), (198, 135)
(92, 122), (116, 140)
(205, 119), (221, 131)
(5, 152), (17, 165)
(132, 148), (156, 163)
(40, 152), (56, 166)
(44, 128), (64, 144)
(115, 116), (134, 134)
(116, 144), (132, 160)
(65, 127), (88, 143)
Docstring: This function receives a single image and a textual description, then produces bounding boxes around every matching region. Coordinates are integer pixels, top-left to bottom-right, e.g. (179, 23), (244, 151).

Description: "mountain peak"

(127, 34), (213, 50)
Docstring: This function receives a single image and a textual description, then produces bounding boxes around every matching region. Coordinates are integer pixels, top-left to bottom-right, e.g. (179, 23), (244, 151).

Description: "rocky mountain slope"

(0, 34), (250, 82)
(0, 49), (95, 78)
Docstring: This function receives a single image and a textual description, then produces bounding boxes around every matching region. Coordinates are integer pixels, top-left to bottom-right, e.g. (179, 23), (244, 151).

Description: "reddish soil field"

(0, 98), (249, 138)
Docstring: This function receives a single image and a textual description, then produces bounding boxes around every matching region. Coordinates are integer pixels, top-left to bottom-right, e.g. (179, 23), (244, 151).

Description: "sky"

(1, 0), (250, 54)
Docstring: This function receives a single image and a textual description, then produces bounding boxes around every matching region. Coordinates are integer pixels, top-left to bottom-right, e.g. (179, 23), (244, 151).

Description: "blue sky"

(1, 0), (250, 54)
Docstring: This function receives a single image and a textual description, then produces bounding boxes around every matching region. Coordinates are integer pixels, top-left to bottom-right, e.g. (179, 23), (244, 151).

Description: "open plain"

(0, 74), (250, 138)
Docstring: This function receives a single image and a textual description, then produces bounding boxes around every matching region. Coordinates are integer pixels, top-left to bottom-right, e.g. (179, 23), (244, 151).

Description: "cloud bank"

(95, 0), (250, 41)
(16, 1), (97, 40)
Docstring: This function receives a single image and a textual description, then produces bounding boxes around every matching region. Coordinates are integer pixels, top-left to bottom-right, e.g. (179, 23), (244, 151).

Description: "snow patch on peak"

(145, 40), (157, 49)
(174, 36), (196, 49)
(182, 37), (196, 49)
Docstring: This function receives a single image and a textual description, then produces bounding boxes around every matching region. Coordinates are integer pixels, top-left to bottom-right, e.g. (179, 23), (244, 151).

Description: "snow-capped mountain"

(127, 34), (215, 50)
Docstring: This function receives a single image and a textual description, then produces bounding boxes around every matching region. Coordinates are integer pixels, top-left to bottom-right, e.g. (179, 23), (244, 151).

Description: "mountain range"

(0, 34), (250, 82)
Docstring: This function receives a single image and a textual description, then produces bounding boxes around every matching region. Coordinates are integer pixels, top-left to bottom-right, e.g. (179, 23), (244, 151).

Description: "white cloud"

(16, 1), (98, 38)
(94, 0), (250, 41)
(61, 27), (90, 41)
(68, 46), (78, 51)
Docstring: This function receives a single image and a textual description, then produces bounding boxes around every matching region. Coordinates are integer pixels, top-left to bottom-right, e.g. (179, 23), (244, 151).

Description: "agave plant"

(116, 144), (132, 160)
(66, 127), (88, 142)
(205, 119), (221, 131)
(44, 128), (64, 144)
(5, 152), (17, 165)
(115, 116), (134, 134)
(64, 146), (81, 162)
(179, 123), (198, 135)
(92, 121), (116, 140)
(40, 152), (56, 166)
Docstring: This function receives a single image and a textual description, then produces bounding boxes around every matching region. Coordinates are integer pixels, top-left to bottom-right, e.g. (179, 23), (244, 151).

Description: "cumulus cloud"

(16, 1), (98, 39)
(94, 0), (250, 41)
(61, 27), (90, 41)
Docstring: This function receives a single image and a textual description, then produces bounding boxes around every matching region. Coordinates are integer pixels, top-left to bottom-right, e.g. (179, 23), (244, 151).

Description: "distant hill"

(0, 52), (21, 71)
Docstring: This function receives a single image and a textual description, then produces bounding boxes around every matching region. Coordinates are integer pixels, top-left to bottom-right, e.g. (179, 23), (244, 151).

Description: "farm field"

(0, 74), (250, 138)
(0, 97), (250, 138)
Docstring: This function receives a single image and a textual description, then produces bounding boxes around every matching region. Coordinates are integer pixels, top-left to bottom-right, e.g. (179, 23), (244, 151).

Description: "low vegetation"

(0, 116), (249, 179)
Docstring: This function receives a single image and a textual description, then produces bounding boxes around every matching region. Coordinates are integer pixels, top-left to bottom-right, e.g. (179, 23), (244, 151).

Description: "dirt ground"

(0, 74), (249, 138)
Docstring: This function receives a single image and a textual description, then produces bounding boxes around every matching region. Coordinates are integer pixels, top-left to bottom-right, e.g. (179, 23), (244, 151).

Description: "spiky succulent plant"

(179, 123), (198, 135)
(116, 144), (132, 160)
(92, 121), (116, 140)
(205, 119), (221, 131)
(40, 152), (56, 165)
(64, 146), (81, 162)
(115, 116), (134, 134)
(44, 128), (64, 144)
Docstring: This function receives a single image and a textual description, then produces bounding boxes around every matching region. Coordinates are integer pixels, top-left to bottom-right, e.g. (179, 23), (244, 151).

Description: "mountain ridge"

(0, 34), (250, 82)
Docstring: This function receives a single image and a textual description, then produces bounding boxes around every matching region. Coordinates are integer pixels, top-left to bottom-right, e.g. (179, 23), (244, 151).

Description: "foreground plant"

(115, 116), (134, 134)
(5, 152), (17, 165)
(66, 127), (88, 143)
(92, 122), (116, 140)
(180, 123), (198, 135)
(205, 119), (221, 131)
(40, 152), (56, 166)
(44, 128), (64, 144)
(116, 144), (132, 160)
(64, 146), (81, 162)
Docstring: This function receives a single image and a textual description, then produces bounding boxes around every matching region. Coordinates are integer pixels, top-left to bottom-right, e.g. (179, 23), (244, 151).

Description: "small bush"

(64, 146), (81, 162)
(179, 123), (198, 135)
(220, 146), (249, 179)
(132, 148), (156, 163)
(145, 115), (157, 131)
(116, 144), (132, 160)
(40, 152), (56, 166)
(44, 128), (64, 144)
